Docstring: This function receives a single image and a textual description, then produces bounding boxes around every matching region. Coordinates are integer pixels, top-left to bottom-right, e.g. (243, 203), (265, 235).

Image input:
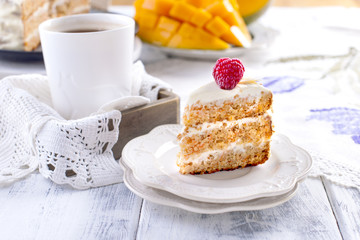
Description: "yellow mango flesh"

(189, 9), (212, 27)
(134, 0), (252, 50)
(168, 23), (229, 50)
(205, 16), (230, 37)
(138, 28), (172, 46)
(157, 16), (181, 33)
(155, 0), (175, 15)
(169, 2), (197, 22)
(136, 10), (159, 29)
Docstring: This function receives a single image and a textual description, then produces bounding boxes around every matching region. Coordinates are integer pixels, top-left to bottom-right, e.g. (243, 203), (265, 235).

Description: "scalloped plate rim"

(122, 124), (312, 203)
(120, 157), (300, 214)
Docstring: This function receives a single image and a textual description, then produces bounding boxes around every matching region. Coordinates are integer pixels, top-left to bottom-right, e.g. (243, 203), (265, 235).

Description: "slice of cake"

(0, 0), (50, 51)
(0, 0), (90, 51)
(177, 58), (273, 174)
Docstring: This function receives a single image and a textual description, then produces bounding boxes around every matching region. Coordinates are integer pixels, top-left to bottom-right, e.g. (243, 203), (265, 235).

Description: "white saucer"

(122, 124), (312, 203)
(120, 158), (299, 214)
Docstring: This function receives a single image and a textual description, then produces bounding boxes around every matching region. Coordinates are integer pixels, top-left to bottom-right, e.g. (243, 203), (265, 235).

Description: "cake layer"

(49, 0), (70, 17)
(178, 112), (272, 159)
(22, 0), (48, 20)
(23, 2), (49, 51)
(177, 141), (271, 174)
(183, 80), (272, 127)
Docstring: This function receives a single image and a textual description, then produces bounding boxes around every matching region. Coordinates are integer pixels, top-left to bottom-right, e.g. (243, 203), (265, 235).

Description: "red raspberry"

(212, 58), (245, 90)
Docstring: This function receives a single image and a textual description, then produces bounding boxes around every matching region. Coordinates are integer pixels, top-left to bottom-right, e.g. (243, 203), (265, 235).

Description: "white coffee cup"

(39, 13), (135, 119)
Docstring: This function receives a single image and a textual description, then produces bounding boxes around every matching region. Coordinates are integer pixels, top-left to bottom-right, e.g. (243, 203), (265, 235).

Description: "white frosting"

(49, 0), (69, 16)
(0, 0), (24, 50)
(71, 4), (90, 14)
(186, 80), (269, 106)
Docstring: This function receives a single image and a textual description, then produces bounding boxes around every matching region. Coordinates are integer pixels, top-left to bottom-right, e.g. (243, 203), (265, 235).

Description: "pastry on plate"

(177, 58), (273, 174)
(0, 0), (90, 51)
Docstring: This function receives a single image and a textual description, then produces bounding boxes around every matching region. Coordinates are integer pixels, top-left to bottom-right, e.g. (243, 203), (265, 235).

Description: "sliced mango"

(206, 1), (233, 19)
(189, 9), (212, 27)
(221, 26), (251, 47)
(169, 2), (197, 22)
(223, 13), (252, 43)
(206, 0), (252, 46)
(152, 29), (174, 46)
(154, 0), (175, 16)
(205, 16), (230, 37)
(167, 34), (183, 48)
(134, 0), (145, 10)
(136, 10), (159, 29)
(168, 23), (229, 50)
(184, 0), (205, 8)
(177, 23), (196, 38)
(195, 28), (229, 49)
(141, 0), (156, 10)
(157, 16), (181, 33)
(138, 26), (173, 46)
(134, 0), (252, 50)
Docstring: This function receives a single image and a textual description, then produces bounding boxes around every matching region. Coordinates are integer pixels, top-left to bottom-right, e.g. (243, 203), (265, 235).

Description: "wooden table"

(1, 4), (360, 240)
(1, 173), (358, 239)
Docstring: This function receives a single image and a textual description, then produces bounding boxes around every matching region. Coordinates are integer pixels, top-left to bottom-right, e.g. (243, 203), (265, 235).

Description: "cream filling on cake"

(0, 0), (24, 50)
(182, 113), (270, 138)
(49, 0), (69, 16)
(187, 80), (268, 107)
(179, 141), (268, 164)
(70, 4), (90, 14)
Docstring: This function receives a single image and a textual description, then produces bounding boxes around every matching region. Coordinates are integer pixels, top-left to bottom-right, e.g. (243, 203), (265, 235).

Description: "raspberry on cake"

(213, 57), (245, 90)
(177, 58), (273, 175)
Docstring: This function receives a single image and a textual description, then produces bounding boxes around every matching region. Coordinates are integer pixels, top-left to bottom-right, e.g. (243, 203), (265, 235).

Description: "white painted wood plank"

(323, 178), (360, 240)
(0, 173), (142, 240)
(136, 178), (342, 240)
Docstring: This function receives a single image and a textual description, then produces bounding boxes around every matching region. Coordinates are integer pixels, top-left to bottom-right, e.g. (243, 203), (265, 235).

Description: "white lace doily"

(0, 61), (171, 189)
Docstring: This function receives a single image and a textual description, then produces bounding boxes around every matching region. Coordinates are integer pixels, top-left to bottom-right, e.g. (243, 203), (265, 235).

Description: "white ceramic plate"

(122, 124), (312, 203)
(120, 158), (299, 214)
(143, 23), (277, 60)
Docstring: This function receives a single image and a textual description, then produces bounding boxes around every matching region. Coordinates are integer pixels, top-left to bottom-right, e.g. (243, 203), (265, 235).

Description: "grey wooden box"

(112, 90), (180, 159)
